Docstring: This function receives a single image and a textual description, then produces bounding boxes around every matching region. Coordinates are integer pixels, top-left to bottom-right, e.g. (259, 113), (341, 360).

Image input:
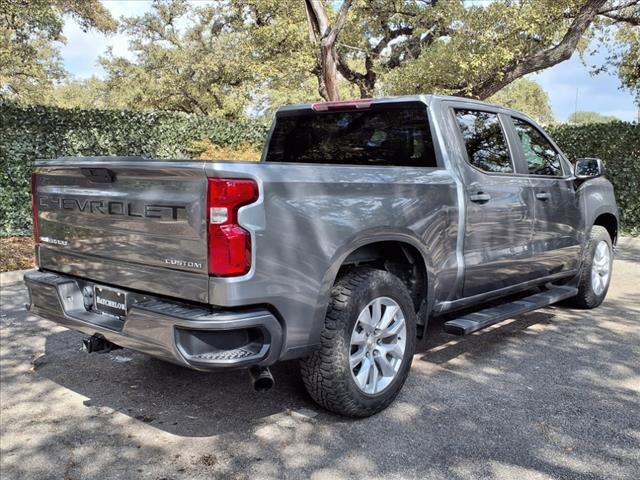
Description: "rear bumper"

(24, 270), (283, 371)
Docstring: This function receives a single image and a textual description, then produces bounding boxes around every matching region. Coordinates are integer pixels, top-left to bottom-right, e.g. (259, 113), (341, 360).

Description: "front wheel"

(300, 268), (416, 417)
(569, 225), (613, 309)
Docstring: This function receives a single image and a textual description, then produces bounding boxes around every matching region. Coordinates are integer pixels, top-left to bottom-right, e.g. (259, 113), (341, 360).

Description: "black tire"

(568, 225), (613, 309)
(300, 267), (417, 417)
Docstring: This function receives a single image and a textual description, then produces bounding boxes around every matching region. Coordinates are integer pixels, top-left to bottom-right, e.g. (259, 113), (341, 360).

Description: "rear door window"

(512, 118), (564, 177)
(265, 104), (438, 167)
(454, 109), (514, 174)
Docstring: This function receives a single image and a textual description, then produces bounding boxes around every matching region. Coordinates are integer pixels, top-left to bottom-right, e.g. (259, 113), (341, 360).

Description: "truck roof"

(276, 94), (522, 117)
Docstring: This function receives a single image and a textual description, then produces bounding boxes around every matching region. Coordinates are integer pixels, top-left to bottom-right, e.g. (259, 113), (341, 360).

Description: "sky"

(60, 0), (638, 122)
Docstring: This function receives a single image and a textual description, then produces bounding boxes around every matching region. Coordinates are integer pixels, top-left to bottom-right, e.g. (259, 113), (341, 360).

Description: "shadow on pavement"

(1, 251), (639, 480)
(23, 294), (565, 438)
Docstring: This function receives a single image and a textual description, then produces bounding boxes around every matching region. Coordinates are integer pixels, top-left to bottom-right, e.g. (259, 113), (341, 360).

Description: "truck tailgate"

(33, 158), (210, 303)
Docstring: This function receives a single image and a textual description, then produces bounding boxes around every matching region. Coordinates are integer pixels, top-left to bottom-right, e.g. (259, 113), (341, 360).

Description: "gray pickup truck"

(25, 95), (618, 417)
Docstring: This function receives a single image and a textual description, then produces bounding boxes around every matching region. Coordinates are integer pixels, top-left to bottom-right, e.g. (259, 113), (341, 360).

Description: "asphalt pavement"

(1, 239), (639, 480)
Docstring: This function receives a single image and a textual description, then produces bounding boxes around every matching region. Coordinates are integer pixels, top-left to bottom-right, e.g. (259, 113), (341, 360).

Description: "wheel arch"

(593, 212), (618, 245)
(340, 240), (429, 311)
(577, 177), (619, 246)
(310, 231), (436, 346)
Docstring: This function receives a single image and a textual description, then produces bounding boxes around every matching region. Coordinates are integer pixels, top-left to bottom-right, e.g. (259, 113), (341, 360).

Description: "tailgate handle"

(81, 168), (115, 183)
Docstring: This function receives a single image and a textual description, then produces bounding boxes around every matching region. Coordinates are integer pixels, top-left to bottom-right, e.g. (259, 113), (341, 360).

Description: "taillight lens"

(31, 173), (39, 244)
(207, 178), (258, 277)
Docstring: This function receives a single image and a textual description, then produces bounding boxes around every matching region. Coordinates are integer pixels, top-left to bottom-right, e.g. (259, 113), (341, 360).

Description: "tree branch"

(600, 11), (640, 25)
(336, 51), (380, 98)
(461, 0), (608, 99)
(326, 0), (353, 45)
(597, 0), (639, 15)
(371, 25), (415, 56)
(304, 0), (330, 42)
(384, 25), (450, 69)
(304, 1), (355, 101)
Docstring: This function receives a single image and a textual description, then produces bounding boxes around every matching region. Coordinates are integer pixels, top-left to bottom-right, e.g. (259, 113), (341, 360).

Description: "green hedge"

(0, 103), (269, 236)
(1, 103), (638, 236)
(548, 121), (640, 235)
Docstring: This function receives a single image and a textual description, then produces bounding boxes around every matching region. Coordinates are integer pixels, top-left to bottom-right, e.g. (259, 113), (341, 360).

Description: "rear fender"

(577, 177), (619, 245)
(309, 229), (436, 345)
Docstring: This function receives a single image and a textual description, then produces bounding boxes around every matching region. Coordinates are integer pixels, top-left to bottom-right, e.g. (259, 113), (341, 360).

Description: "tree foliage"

(3, 1), (638, 118)
(37, 76), (114, 109)
(489, 79), (555, 125)
(588, 1), (640, 103)
(191, 137), (261, 161)
(0, 0), (116, 102)
(99, 0), (314, 118)
(615, 24), (640, 100)
(93, 0), (639, 114)
(568, 110), (621, 123)
(321, 0), (639, 101)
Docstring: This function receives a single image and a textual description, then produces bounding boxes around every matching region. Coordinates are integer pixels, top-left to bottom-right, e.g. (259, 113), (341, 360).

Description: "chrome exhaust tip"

(249, 366), (274, 392)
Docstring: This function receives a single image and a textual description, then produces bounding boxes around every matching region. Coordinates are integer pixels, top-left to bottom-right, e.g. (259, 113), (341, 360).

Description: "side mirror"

(575, 158), (605, 180)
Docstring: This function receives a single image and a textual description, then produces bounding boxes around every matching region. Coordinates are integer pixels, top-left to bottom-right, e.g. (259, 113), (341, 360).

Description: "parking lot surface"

(1, 239), (639, 480)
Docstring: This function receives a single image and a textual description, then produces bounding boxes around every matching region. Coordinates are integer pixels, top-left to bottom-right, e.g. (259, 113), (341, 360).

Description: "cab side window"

(454, 109), (514, 174)
(512, 118), (564, 177)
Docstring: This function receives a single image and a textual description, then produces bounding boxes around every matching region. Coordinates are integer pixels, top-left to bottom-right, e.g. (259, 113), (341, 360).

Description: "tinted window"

(512, 118), (563, 176)
(265, 105), (437, 167)
(454, 110), (513, 173)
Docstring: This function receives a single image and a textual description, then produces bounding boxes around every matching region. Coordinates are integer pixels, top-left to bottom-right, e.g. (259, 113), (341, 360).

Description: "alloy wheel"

(349, 297), (407, 395)
(591, 240), (611, 296)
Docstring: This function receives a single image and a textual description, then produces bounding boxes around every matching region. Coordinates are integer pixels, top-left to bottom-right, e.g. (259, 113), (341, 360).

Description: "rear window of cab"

(266, 103), (438, 168)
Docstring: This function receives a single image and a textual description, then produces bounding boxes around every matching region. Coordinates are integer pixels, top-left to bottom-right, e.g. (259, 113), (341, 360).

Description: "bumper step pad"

(444, 285), (578, 335)
(190, 348), (256, 361)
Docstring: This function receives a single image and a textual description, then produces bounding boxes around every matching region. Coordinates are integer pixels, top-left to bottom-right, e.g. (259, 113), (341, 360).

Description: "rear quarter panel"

(204, 162), (460, 359)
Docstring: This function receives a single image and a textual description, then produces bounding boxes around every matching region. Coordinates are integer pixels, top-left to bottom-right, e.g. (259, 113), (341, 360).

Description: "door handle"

(469, 192), (491, 203)
(535, 192), (551, 201)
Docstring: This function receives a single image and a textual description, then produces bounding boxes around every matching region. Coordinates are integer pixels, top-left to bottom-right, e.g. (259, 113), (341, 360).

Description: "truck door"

(449, 107), (535, 297)
(506, 116), (582, 277)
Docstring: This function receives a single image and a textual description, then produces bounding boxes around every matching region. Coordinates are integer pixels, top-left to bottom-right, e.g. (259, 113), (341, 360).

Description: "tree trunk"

(320, 41), (340, 101)
(304, 0), (353, 102)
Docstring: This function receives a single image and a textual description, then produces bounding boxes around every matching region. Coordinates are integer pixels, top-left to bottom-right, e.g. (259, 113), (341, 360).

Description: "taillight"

(31, 173), (39, 244)
(207, 178), (258, 277)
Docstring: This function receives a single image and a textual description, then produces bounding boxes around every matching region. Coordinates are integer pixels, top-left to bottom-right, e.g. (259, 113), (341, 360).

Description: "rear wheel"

(300, 268), (416, 417)
(569, 225), (613, 309)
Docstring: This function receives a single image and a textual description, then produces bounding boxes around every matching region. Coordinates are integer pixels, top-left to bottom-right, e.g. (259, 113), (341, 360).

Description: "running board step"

(444, 285), (578, 336)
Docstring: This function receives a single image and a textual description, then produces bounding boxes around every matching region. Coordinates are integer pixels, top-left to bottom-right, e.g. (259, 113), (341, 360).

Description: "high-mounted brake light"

(311, 98), (373, 112)
(207, 178), (258, 277)
(31, 173), (39, 244)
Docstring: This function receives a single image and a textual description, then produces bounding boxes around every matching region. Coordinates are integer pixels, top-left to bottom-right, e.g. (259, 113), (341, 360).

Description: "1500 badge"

(38, 196), (186, 221)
